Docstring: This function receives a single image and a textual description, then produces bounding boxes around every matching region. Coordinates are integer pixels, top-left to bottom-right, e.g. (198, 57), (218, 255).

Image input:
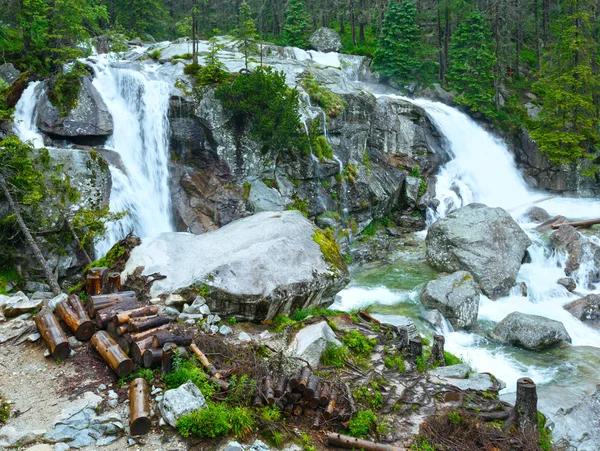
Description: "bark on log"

(118, 335), (131, 355)
(152, 332), (192, 348)
(35, 310), (70, 361)
(209, 376), (230, 391)
(550, 218), (600, 229)
(95, 299), (139, 329)
(131, 337), (154, 365)
(323, 391), (337, 420)
(90, 330), (134, 377)
(319, 383), (331, 406)
(514, 377), (538, 433)
(116, 324), (129, 335)
(325, 432), (408, 451)
(161, 342), (177, 376)
(87, 291), (136, 317)
(289, 372), (300, 390)
(264, 375), (275, 405)
(253, 394), (263, 408)
(114, 307), (159, 326)
(105, 272), (122, 294)
(431, 334), (445, 366)
(55, 295), (95, 341)
(128, 315), (170, 333)
(359, 310), (381, 324)
(293, 404), (303, 416)
(409, 337), (423, 363)
(129, 378), (151, 435)
(106, 321), (119, 339)
(275, 376), (287, 398)
(142, 346), (189, 369)
(298, 366), (311, 392)
(86, 267), (107, 296)
(289, 393), (302, 404)
(312, 415), (321, 430)
(309, 397), (320, 409)
(189, 343), (222, 378)
(477, 410), (511, 421)
(397, 327), (410, 350)
(283, 403), (293, 415)
(304, 375), (320, 400)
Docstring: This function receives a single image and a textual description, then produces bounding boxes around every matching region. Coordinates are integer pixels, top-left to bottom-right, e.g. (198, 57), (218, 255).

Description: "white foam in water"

(331, 286), (418, 312)
(14, 81), (45, 148)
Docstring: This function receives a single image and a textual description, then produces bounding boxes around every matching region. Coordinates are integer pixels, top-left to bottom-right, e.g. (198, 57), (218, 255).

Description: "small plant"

(0, 393), (10, 424)
(448, 410), (463, 425)
(353, 385), (383, 410)
(271, 314), (295, 332)
(117, 367), (154, 387)
(343, 330), (376, 356)
(48, 62), (89, 116)
(176, 403), (233, 438)
(538, 412), (552, 451)
(243, 182), (251, 200)
(230, 406), (255, 439)
(384, 355), (406, 373)
(347, 410), (377, 438)
(163, 359), (217, 397)
(299, 432), (317, 451)
(184, 62), (201, 76)
(444, 351), (463, 366)
(285, 194), (310, 217)
(260, 405), (282, 422)
(300, 74), (346, 118)
(228, 316), (238, 325)
(226, 374), (256, 406)
(321, 343), (349, 368)
(149, 49), (161, 60)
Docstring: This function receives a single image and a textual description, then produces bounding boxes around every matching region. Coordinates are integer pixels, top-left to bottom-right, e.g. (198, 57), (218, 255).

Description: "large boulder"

(123, 211), (349, 321)
(159, 381), (207, 428)
(420, 271), (480, 329)
(550, 225), (600, 282)
(309, 28), (342, 53)
(287, 321), (341, 368)
(491, 312), (571, 350)
(425, 203), (531, 299)
(564, 294), (600, 329)
(0, 63), (21, 85)
(36, 76), (113, 139)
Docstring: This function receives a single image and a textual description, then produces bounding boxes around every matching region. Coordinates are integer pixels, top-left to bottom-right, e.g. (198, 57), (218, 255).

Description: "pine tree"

(530, 0), (600, 165)
(236, 1), (258, 71)
(446, 10), (497, 116)
(372, 0), (422, 85)
(283, 0), (309, 48)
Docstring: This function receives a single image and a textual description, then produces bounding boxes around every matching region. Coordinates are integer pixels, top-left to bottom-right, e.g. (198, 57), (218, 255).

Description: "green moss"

(163, 359), (217, 397)
(117, 368), (154, 387)
(0, 393), (10, 424)
(343, 164), (358, 183)
(347, 410), (377, 438)
(243, 182), (251, 200)
(343, 330), (376, 356)
(176, 403), (234, 438)
(353, 385), (383, 410)
(285, 194), (310, 217)
(538, 412), (552, 451)
(312, 228), (347, 276)
(384, 355), (406, 373)
(321, 343), (349, 367)
(444, 351), (463, 366)
(300, 74), (346, 118)
(149, 49), (161, 60)
(84, 240), (127, 273)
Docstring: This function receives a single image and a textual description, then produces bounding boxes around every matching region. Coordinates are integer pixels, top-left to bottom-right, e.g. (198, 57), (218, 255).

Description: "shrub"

(225, 374), (256, 406)
(384, 355), (406, 373)
(48, 62), (89, 116)
(230, 406), (255, 439)
(184, 62), (201, 76)
(343, 330), (376, 356)
(444, 351), (463, 366)
(300, 74), (346, 117)
(176, 403), (232, 438)
(149, 49), (161, 60)
(348, 410), (377, 438)
(353, 385), (383, 410)
(321, 343), (349, 368)
(163, 359), (217, 397)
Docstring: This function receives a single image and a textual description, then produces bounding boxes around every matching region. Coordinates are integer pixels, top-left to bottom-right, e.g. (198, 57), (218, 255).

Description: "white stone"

(287, 321), (341, 368)
(159, 381), (207, 428)
(219, 325), (233, 336)
(48, 293), (68, 311)
(165, 294), (186, 307)
(0, 426), (46, 448)
(27, 332), (42, 342)
(4, 292), (42, 318)
(238, 332), (251, 342)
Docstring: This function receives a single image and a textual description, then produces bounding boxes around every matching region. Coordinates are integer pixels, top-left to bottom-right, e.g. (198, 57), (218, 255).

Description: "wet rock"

(491, 312), (571, 350)
(426, 203), (531, 299)
(402, 176), (421, 208)
(28, 332), (42, 342)
(219, 325), (233, 336)
(550, 225), (600, 281)
(222, 441), (245, 451)
(165, 294), (186, 307)
(238, 331), (251, 342)
(534, 215), (568, 233)
(4, 292), (43, 317)
(36, 77), (113, 138)
(0, 63), (21, 85)
(0, 426), (46, 448)
(123, 211), (349, 321)
(430, 363), (471, 379)
(159, 381), (207, 428)
(249, 440), (271, 451)
(520, 206), (550, 223)
(309, 27), (342, 52)
(287, 321), (341, 368)
(564, 294), (600, 329)
(248, 180), (287, 212)
(183, 296), (207, 314)
(557, 277), (577, 292)
(24, 281), (51, 293)
(420, 271), (480, 329)
(420, 309), (452, 331)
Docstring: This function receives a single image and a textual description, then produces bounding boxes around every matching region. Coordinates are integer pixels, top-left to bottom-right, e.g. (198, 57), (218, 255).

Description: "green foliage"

(163, 359), (217, 397)
(299, 432), (317, 451)
(0, 393), (10, 424)
(353, 385), (383, 410)
(448, 410), (463, 425)
(410, 437), (436, 451)
(444, 351), (463, 366)
(312, 228), (346, 275)
(271, 314), (296, 332)
(230, 406), (255, 439)
(538, 412), (552, 451)
(197, 34), (229, 86)
(446, 10), (497, 116)
(342, 164), (357, 183)
(176, 403), (233, 438)
(84, 240), (127, 273)
(225, 374), (257, 406)
(184, 62), (201, 76)
(149, 49), (161, 61)
(300, 74), (346, 118)
(0, 80), (14, 122)
(285, 193), (309, 217)
(216, 67), (307, 155)
(529, 0), (600, 166)
(343, 330), (376, 356)
(384, 355), (406, 373)
(373, 0), (422, 85)
(47, 63), (89, 116)
(117, 368), (154, 387)
(112, 0), (168, 39)
(260, 405), (282, 422)
(347, 410), (377, 438)
(283, 0), (309, 48)
(236, 1), (258, 70)
(290, 306), (340, 321)
(321, 343), (349, 367)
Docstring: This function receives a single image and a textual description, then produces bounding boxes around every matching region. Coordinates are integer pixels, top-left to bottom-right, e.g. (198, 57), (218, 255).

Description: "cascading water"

(89, 55), (175, 255)
(14, 82), (45, 148)
(335, 93), (600, 395)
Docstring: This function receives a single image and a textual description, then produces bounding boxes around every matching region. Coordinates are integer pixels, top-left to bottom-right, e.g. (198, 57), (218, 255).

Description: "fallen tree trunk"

(551, 218), (600, 230)
(129, 378), (151, 435)
(152, 332), (192, 348)
(325, 432), (408, 451)
(35, 310), (70, 361)
(87, 291), (136, 317)
(91, 331), (133, 377)
(54, 295), (95, 341)
(113, 306), (159, 326)
(128, 315), (170, 333)
(189, 343), (222, 378)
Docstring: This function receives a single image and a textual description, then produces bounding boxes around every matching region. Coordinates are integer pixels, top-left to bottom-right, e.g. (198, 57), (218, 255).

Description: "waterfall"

(90, 56), (175, 256)
(14, 82), (45, 148)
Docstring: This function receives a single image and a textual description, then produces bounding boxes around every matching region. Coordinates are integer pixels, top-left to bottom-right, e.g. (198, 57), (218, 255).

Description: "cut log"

(114, 306), (159, 326)
(189, 343), (222, 378)
(86, 267), (108, 296)
(409, 337), (423, 363)
(253, 394), (263, 408)
(90, 330), (133, 377)
(304, 375), (320, 400)
(298, 366), (311, 392)
(87, 291), (136, 317)
(210, 376), (230, 391)
(275, 376), (287, 398)
(304, 407), (314, 416)
(323, 391), (337, 420)
(106, 321), (119, 340)
(514, 377), (538, 433)
(359, 310), (381, 324)
(131, 337), (154, 365)
(292, 404), (303, 416)
(118, 335), (131, 355)
(431, 334), (445, 366)
(116, 324), (129, 335)
(128, 315), (171, 333)
(312, 414), (321, 430)
(309, 397), (320, 409)
(397, 327), (410, 350)
(264, 375), (275, 405)
(319, 383), (331, 406)
(54, 295), (95, 341)
(129, 378), (151, 435)
(325, 432), (408, 451)
(35, 310), (70, 361)
(550, 218), (600, 230)
(142, 346), (189, 369)
(161, 342), (177, 376)
(152, 332), (192, 348)
(289, 393), (302, 404)
(283, 403), (293, 415)
(95, 299), (139, 329)
(105, 272), (122, 294)
(289, 371), (300, 390)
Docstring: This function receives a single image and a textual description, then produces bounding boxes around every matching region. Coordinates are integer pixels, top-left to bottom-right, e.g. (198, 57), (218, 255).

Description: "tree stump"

(515, 377), (538, 433)
(431, 334), (445, 366)
(409, 337), (423, 363)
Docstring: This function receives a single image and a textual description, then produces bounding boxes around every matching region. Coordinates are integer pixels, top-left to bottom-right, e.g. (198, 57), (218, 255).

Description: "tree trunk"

(323, 391), (337, 420)
(264, 375), (275, 405)
(275, 376), (287, 398)
(105, 273), (121, 294)
(189, 343), (222, 378)
(35, 309), (70, 361)
(129, 378), (151, 435)
(128, 315), (171, 333)
(64, 217), (92, 265)
(86, 267), (108, 296)
(161, 342), (177, 376)
(152, 332), (192, 348)
(95, 299), (139, 329)
(90, 331), (134, 377)
(326, 432), (408, 450)
(514, 377), (538, 433)
(409, 337), (423, 363)
(113, 306), (159, 326)
(142, 346), (189, 369)
(304, 375), (320, 400)
(54, 295), (95, 341)
(0, 174), (61, 295)
(319, 382), (331, 406)
(550, 218), (600, 229)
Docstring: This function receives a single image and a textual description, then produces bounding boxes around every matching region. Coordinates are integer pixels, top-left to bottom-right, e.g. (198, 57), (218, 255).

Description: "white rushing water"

(89, 55), (175, 255)
(14, 82), (45, 148)
(335, 94), (600, 393)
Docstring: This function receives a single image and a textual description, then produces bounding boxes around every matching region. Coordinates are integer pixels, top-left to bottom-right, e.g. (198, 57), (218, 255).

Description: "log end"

(53, 342), (71, 361)
(130, 417), (152, 436)
(75, 321), (96, 341)
(116, 359), (134, 378)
